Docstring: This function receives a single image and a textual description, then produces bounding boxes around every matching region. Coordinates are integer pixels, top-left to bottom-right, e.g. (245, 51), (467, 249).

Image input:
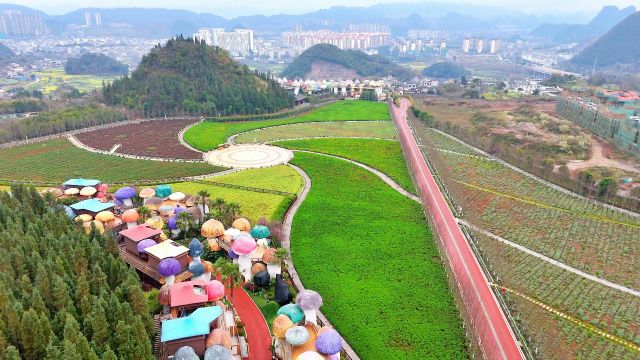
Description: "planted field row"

(185, 100), (391, 151)
(289, 152), (467, 359)
(275, 138), (416, 194)
(234, 121), (397, 144)
(420, 128), (484, 156)
(76, 118), (202, 159)
(472, 229), (640, 359)
(0, 139), (222, 183)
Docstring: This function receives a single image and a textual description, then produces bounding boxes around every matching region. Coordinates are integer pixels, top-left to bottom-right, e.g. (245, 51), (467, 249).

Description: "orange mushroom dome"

(121, 209), (140, 223)
(231, 218), (251, 232)
(201, 219), (225, 238)
(158, 283), (172, 306)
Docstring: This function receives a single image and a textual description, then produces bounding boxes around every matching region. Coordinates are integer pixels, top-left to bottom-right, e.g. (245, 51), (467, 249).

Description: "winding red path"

(391, 99), (524, 360)
(225, 283), (272, 359)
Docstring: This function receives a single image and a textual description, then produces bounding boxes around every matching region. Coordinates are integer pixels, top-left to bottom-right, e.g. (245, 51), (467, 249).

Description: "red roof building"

(170, 280), (210, 317)
(120, 225), (163, 254)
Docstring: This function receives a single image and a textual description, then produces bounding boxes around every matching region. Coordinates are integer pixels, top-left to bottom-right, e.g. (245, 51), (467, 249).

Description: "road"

(391, 98), (524, 360)
(224, 284), (272, 360)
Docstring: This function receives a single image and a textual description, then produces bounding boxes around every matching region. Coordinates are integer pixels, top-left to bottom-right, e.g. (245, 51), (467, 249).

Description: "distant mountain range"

(572, 11), (640, 68)
(531, 5), (636, 44)
(0, 2), (594, 37)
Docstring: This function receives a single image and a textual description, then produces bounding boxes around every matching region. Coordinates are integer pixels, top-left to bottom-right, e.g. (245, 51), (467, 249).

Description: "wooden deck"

(118, 244), (191, 284)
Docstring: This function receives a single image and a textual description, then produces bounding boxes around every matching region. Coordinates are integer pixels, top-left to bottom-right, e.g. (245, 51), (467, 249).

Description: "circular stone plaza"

(204, 144), (294, 169)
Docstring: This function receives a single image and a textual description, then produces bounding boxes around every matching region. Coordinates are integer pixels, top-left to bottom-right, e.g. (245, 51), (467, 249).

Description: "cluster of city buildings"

(193, 28), (255, 57)
(282, 28), (390, 51)
(462, 37), (501, 54)
(0, 10), (47, 36)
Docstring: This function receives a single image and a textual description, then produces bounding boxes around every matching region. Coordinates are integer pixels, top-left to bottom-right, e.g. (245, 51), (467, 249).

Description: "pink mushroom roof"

(232, 234), (257, 255)
(205, 280), (225, 301)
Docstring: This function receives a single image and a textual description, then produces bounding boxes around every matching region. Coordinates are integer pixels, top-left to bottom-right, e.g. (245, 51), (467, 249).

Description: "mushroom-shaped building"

(145, 216), (164, 230)
(121, 209), (140, 229)
(250, 225), (270, 240)
(95, 210), (114, 223)
(231, 218), (251, 232)
(296, 351), (325, 360)
(62, 205), (75, 219)
(189, 261), (205, 280)
(315, 328), (342, 356)
(285, 326), (309, 346)
(144, 196), (163, 211)
(136, 239), (157, 255)
(80, 186), (97, 197)
(158, 283), (172, 314)
(158, 204), (175, 217)
(201, 219), (225, 250)
(167, 216), (179, 238)
(139, 187), (155, 199)
(169, 192), (186, 202)
(274, 274), (293, 306)
(173, 346), (199, 360)
(277, 304), (304, 323)
(114, 186), (136, 207)
(158, 257), (182, 285)
(64, 187), (80, 196)
(232, 234), (257, 282)
(296, 289), (323, 324)
(205, 280), (225, 302)
(83, 220), (105, 235)
(273, 314), (294, 338)
(205, 329), (232, 350)
(262, 247), (282, 278)
(204, 345), (232, 360)
(155, 184), (172, 199)
(75, 214), (93, 223)
(253, 270), (270, 288)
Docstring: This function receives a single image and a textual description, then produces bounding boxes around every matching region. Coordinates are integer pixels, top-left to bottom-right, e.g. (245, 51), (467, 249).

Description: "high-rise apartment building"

(0, 11), (46, 36)
(84, 11), (92, 27)
(194, 28), (255, 56)
(95, 12), (102, 27)
(282, 30), (390, 51)
(490, 39), (501, 54)
(408, 29), (448, 40)
(462, 38), (472, 53)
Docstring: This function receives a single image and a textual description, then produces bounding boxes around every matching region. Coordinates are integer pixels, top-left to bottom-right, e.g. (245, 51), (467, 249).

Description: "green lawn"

(289, 152), (467, 359)
(277, 138), (415, 193)
(184, 101), (390, 151)
(0, 139), (222, 184)
(170, 181), (293, 222)
(207, 165), (303, 194)
(235, 121), (396, 144)
(247, 290), (281, 331)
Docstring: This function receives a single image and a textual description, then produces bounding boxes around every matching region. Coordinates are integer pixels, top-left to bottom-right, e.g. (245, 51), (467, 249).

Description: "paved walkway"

(281, 163), (361, 360)
(177, 119), (205, 154)
(458, 219), (640, 298)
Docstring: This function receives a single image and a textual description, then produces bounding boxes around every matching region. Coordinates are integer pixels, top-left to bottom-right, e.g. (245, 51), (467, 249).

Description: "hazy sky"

(12, 0), (640, 17)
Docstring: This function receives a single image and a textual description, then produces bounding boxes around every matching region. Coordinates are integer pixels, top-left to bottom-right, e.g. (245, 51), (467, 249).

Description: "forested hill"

(572, 11), (640, 67)
(102, 36), (293, 117)
(65, 53), (129, 76)
(282, 44), (413, 80)
(0, 186), (153, 359)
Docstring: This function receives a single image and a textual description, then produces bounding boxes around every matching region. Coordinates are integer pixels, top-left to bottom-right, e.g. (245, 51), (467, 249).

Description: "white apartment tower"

(95, 12), (102, 26)
(84, 11), (92, 27)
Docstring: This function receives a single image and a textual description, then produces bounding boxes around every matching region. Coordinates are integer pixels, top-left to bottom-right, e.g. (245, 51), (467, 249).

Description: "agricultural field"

(184, 100), (390, 151)
(413, 122), (640, 357)
(76, 118), (202, 159)
(0, 139), (222, 183)
(208, 165), (303, 194)
(276, 138), (415, 193)
(289, 152), (467, 359)
(234, 121), (396, 144)
(27, 68), (117, 94)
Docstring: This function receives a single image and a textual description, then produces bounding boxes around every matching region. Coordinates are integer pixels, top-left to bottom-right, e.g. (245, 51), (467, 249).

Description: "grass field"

(234, 121), (396, 144)
(276, 138), (415, 193)
(184, 101), (391, 151)
(0, 139), (222, 183)
(413, 122), (640, 358)
(289, 152), (467, 359)
(27, 68), (117, 94)
(169, 166), (303, 222)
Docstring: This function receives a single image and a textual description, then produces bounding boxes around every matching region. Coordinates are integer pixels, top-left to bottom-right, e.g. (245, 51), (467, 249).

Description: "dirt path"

(567, 137), (640, 175)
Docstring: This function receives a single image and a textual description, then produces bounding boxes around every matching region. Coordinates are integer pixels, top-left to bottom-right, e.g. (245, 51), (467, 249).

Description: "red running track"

(391, 99), (524, 360)
(224, 282), (272, 360)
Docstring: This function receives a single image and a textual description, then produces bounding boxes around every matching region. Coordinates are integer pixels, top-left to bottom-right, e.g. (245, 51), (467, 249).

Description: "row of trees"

(102, 36), (293, 117)
(0, 105), (128, 143)
(0, 186), (154, 359)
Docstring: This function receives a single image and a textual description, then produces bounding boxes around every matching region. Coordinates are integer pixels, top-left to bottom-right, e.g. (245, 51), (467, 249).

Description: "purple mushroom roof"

(296, 289), (323, 310)
(228, 249), (239, 259)
(174, 207), (188, 215)
(315, 329), (342, 355)
(158, 257), (181, 277)
(167, 216), (178, 230)
(137, 239), (157, 253)
(114, 186), (136, 200)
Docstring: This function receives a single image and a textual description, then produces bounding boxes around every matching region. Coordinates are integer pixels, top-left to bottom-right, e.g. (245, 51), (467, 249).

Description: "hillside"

(531, 6), (635, 44)
(102, 36), (293, 117)
(572, 11), (640, 67)
(65, 53), (128, 76)
(282, 44), (413, 80)
(422, 62), (467, 79)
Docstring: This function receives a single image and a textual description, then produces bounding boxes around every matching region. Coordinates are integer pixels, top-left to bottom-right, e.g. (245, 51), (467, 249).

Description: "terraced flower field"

(75, 118), (202, 159)
(289, 152), (467, 359)
(234, 121), (396, 144)
(0, 139), (222, 183)
(411, 119), (640, 358)
(184, 101), (391, 151)
(275, 138), (415, 193)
